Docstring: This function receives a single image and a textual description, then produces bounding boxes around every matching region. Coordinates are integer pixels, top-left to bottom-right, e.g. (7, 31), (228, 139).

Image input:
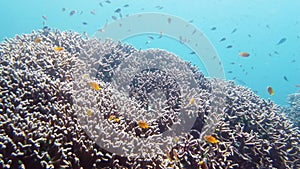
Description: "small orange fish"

(137, 120), (149, 129)
(199, 160), (208, 169)
(88, 81), (101, 91)
(54, 46), (64, 51)
(34, 37), (42, 43)
(267, 86), (274, 96)
(86, 109), (92, 117)
(204, 135), (219, 144)
(239, 52), (250, 57)
(108, 115), (119, 123)
(189, 97), (195, 104)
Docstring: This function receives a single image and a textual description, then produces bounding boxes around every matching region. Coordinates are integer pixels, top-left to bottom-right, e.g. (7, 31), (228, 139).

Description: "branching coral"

(0, 29), (299, 169)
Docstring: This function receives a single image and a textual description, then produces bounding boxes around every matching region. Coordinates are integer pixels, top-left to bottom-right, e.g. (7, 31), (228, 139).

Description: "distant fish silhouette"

(226, 45), (233, 48)
(219, 37), (226, 42)
(276, 38), (287, 45)
(283, 76), (288, 81)
(211, 27), (216, 31)
(231, 28), (237, 34)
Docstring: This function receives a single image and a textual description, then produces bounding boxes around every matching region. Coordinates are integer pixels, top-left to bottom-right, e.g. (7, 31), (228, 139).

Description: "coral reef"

(282, 93), (300, 128)
(0, 29), (299, 169)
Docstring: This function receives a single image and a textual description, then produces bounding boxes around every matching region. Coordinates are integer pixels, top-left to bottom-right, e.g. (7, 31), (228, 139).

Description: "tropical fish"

(114, 8), (121, 13)
(148, 36), (154, 40)
(239, 52), (250, 57)
(34, 37), (42, 43)
(90, 10), (95, 15)
(137, 120), (149, 129)
(204, 135), (219, 144)
(219, 37), (226, 42)
(283, 76), (288, 81)
(276, 37), (287, 45)
(54, 46), (64, 51)
(267, 86), (274, 96)
(69, 10), (76, 16)
(86, 109), (92, 117)
(42, 15), (47, 20)
(189, 97), (195, 104)
(109, 115), (120, 123)
(167, 18), (172, 24)
(112, 16), (117, 20)
(199, 160), (208, 169)
(88, 81), (101, 91)
(231, 28), (237, 34)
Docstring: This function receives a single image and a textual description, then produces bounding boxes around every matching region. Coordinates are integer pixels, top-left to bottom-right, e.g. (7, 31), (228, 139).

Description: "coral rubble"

(0, 29), (299, 169)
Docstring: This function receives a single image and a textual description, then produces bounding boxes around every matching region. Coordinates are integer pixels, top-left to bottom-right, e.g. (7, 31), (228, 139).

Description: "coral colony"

(0, 29), (299, 169)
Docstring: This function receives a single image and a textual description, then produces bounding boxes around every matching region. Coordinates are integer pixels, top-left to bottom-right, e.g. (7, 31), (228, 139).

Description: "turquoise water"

(1, 0), (299, 106)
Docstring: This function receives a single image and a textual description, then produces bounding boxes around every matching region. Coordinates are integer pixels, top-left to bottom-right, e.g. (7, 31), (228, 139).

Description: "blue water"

(1, 0), (299, 106)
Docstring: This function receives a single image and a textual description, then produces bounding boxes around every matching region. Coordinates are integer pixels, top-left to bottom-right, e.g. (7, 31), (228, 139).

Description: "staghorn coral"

(0, 29), (299, 169)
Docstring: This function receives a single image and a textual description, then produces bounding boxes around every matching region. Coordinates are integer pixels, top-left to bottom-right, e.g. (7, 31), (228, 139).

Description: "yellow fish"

(88, 81), (101, 91)
(189, 97), (195, 104)
(86, 109), (92, 117)
(137, 120), (149, 129)
(108, 115), (119, 123)
(204, 135), (219, 144)
(54, 46), (64, 51)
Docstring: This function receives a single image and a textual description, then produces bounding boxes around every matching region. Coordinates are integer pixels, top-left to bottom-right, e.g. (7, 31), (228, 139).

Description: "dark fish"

(90, 10), (95, 15)
(219, 37), (226, 42)
(42, 15), (47, 20)
(211, 27), (216, 30)
(226, 45), (233, 48)
(105, 0), (111, 4)
(115, 8), (121, 13)
(167, 18), (171, 24)
(251, 66), (254, 70)
(192, 29), (197, 35)
(274, 51), (279, 55)
(123, 4), (129, 7)
(70, 10), (76, 16)
(99, 2), (103, 7)
(189, 51), (196, 55)
(189, 20), (194, 23)
(148, 36), (154, 40)
(227, 71), (233, 73)
(119, 13), (123, 18)
(276, 37), (287, 45)
(231, 28), (237, 34)
(291, 59), (296, 63)
(283, 76), (288, 81)
(248, 34), (252, 38)
(266, 24), (270, 29)
(82, 22), (88, 25)
(112, 16), (117, 20)
(230, 62), (235, 65)
(62, 8), (66, 12)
